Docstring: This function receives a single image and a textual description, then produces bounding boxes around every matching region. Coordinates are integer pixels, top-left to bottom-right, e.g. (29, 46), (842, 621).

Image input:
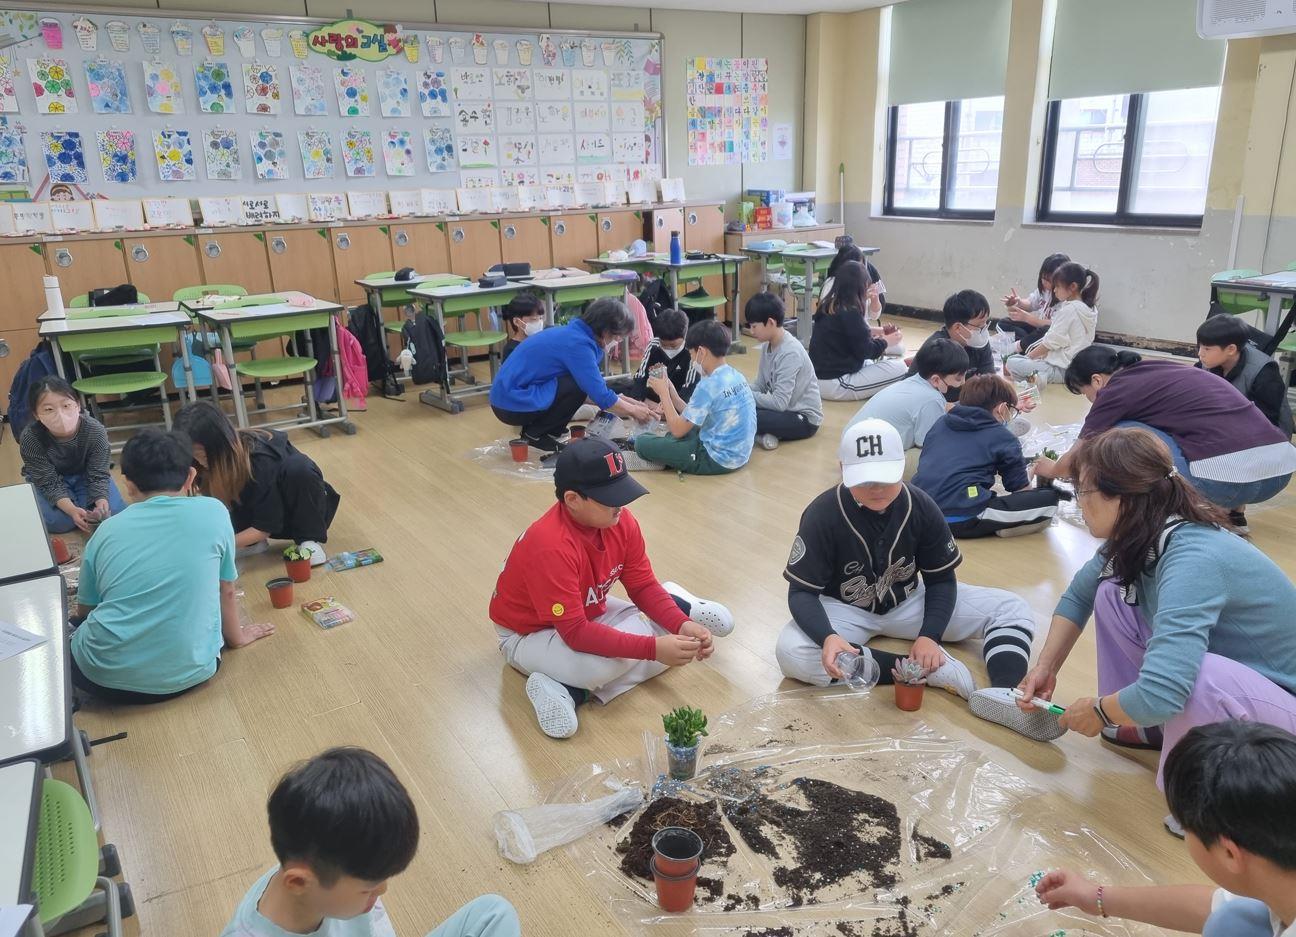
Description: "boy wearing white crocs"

(489, 437), (734, 739)
(774, 419), (1062, 742)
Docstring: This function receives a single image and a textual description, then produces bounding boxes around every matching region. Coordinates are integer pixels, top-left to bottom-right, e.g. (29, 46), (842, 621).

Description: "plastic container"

(895, 682), (925, 712)
(665, 740), (699, 781)
(834, 650), (881, 689)
(669, 230), (682, 266)
(284, 555), (312, 583)
(652, 827), (703, 876)
(651, 857), (699, 912)
(50, 536), (71, 564)
(568, 425), (586, 440)
(267, 577), (294, 609)
(509, 438), (530, 462)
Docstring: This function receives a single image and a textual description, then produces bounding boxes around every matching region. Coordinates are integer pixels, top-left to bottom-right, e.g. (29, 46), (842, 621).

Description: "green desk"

(353, 273), (470, 336)
(407, 281), (520, 414)
(527, 274), (636, 376)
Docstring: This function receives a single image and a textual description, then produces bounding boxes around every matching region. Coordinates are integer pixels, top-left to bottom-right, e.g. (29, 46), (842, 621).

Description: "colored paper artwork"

(500, 167), (538, 186)
(0, 121), (26, 182)
(85, 59), (129, 114)
(289, 65), (327, 117)
(533, 68), (569, 101)
(612, 132), (644, 165)
(424, 125), (454, 173)
(451, 67), (490, 101)
(496, 102), (535, 133)
(342, 128), (374, 176)
(143, 62), (184, 114)
(334, 66), (370, 117)
(685, 56), (769, 166)
(243, 63), (281, 115)
(457, 135), (494, 169)
(297, 130), (333, 179)
(376, 67), (409, 117)
(29, 57), (76, 114)
(0, 55), (18, 112)
(500, 136), (535, 166)
(96, 128), (136, 182)
(40, 130), (86, 182)
(572, 70), (607, 101)
(455, 101), (492, 134)
(417, 68), (448, 117)
(195, 61), (236, 114)
(152, 128), (195, 181)
(383, 129), (415, 176)
(251, 130), (288, 179)
(492, 67), (531, 101)
(536, 102), (571, 132)
(575, 133), (610, 164)
(202, 128), (241, 180)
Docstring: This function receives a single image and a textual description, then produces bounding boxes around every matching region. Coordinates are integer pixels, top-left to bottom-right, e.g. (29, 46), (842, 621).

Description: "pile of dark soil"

(696, 876), (724, 901)
(616, 796), (735, 878)
(724, 777), (902, 898)
(742, 928), (792, 937)
(912, 825), (951, 862)
(723, 892), (762, 911)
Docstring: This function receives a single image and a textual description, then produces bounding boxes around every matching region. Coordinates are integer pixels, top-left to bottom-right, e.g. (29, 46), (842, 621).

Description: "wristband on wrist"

(1096, 885), (1107, 917)
(1094, 697), (1117, 729)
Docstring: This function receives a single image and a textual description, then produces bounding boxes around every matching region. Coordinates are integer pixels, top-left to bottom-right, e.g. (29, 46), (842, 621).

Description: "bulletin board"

(0, 8), (664, 200)
(685, 56), (768, 166)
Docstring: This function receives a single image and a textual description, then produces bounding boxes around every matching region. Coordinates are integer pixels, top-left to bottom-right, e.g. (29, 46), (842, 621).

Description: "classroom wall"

(802, 0), (1282, 346)
(52, 0), (803, 205)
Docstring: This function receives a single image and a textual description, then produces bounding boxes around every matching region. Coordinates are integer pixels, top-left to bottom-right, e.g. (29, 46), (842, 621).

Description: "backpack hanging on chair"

(346, 304), (403, 397)
(638, 278), (675, 335)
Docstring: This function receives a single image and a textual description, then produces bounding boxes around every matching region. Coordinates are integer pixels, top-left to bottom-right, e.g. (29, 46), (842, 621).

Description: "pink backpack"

(608, 292), (652, 363)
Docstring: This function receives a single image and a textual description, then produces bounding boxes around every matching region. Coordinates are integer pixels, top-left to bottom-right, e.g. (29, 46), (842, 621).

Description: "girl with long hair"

(1004, 261), (1099, 384)
(808, 260), (907, 402)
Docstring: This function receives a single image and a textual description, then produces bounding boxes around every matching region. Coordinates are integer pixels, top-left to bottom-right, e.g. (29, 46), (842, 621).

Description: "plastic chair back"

(32, 779), (99, 925)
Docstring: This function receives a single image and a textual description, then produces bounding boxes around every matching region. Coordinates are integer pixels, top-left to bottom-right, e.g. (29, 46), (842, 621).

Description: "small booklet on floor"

(300, 597), (357, 630)
(326, 548), (383, 572)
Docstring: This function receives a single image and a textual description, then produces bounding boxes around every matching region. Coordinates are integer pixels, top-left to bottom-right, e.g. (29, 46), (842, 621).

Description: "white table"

(0, 485), (56, 586)
(407, 281), (521, 414)
(1211, 270), (1296, 351)
(38, 300), (180, 323)
(0, 760), (41, 912)
(0, 576), (70, 769)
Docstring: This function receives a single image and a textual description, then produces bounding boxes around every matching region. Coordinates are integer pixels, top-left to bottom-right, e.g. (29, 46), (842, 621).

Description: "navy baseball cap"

(554, 437), (648, 507)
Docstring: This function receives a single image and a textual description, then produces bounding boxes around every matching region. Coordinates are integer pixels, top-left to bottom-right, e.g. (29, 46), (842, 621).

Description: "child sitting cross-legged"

(912, 375), (1062, 538)
(222, 746), (520, 937)
(1035, 720), (1296, 937)
(1004, 262), (1099, 384)
(627, 307), (701, 407)
(629, 319), (756, 474)
(744, 292), (823, 450)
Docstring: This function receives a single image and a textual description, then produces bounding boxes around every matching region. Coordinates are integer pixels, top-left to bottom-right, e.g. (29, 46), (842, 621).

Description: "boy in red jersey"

(490, 437), (734, 739)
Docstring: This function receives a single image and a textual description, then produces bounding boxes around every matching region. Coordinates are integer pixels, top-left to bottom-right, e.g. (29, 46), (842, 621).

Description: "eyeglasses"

(1007, 406), (1020, 421)
(1074, 488), (1101, 499)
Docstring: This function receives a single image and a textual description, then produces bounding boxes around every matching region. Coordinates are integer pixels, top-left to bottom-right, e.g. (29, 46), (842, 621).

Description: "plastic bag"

(494, 782), (644, 864)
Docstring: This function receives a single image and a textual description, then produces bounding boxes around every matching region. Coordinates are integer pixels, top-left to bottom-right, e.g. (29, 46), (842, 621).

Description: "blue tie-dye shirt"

(682, 363), (756, 470)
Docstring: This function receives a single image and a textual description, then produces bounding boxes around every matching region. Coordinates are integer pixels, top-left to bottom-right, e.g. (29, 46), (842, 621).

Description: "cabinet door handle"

(600, 218), (612, 232)
(687, 211), (698, 226)
(204, 240), (222, 258)
(131, 244), (149, 263)
(335, 232), (351, 250)
(54, 248), (72, 268)
(503, 224), (517, 240)
(270, 236), (287, 254)
(554, 220), (567, 236)
(451, 227), (466, 243)
(656, 215), (666, 229)
(394, 230), (409, 246)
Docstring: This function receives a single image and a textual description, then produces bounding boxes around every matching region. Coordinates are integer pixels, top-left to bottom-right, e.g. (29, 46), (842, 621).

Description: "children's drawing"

(96, 129), (136, 183)
(383, 129), (416, 176)
(242, 63), (281, 115)
(496, 102), (535, 132)
(251, 130), (288, 180)
(610, 69), (642, 101)
(457, 135), (495, 169)
(536, 102), (572, 132)
(377, 67), (410, 117)
(29, 58), (77, 114)
(452, 67), (490, 101)
(612, 101), (644, 133)
(202, 128), (241, 180)
(460, 168), (498, 188)
(85, 60), (130, 114)
(334, 66), (369, 117)
(105, 21), (129, 53)
(39, 17), (62, 50)
(170, 23), (193, 56)
(574, 102), (609, 132)
(41, 131), (86, 182)
(342, 129), (374, 177)
(72, 18), (97, 52)
(542, 167), (575, 185)
(572, 70), (608, 101)
(297, 130), (333, 178)
(538, 35), (557, 67)
(138, 23), (161, 55)
(0, 121), (27, 182)
(232, 25), (254, 57)
(417, 68), (448, 117)
(500, 136), (535, 166)
(534, 69), (570, 101)
(501, 168), (538, 186)
(492, 68), (532, 100)
(538, 134), (574, 165)
(612, 132), (644, 165)
(290, 65), (327, 117)
(424, 125), (454, 173)
(0, 55), (18, 112)
(152, 128), (195, 181)
(455, 101), (493, 134)
(575, 133), (610, 164)
(195, 61), (236, 113)
(202, 23), (224, 56)
(143, 62), (184, 114)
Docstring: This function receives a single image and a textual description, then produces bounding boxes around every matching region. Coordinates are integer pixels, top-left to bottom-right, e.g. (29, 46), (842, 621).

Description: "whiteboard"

(0, 11), (662, 200)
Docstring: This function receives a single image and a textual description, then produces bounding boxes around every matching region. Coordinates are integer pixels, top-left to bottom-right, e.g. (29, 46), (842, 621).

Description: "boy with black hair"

(71, 429), (272, 704)
(490, 437), (733, 738)
(631, 319), (756, 474)
(222, 746), (520, 937)
(745, 293), (822, 450)
(775, 418), (1063, 742)
(853, 338), (970, 449)
(908, 290), (996, 378)
(499, 293), (544, 363)
(1036, 720), (1296, 936)
(1196, 315), (1293, 435)
(628, 307), (701, 405)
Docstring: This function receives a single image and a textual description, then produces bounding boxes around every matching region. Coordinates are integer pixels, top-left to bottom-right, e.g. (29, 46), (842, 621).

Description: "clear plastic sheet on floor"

(468, 439), (557, 481)
(549, 687), (1173, 936)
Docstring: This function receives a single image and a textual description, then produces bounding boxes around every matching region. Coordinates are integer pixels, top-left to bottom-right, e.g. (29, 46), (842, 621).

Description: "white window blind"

(887, 0), (1012, 107)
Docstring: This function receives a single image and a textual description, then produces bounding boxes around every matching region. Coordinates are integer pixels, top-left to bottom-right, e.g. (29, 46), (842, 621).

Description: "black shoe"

(1228, 510), (1249, 533)
(524, 433), (563, 453)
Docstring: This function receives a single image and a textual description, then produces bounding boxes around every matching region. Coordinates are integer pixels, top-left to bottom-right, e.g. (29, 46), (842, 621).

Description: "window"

(884, 96), (1005, 220)
(1038, 85), (1221, 226)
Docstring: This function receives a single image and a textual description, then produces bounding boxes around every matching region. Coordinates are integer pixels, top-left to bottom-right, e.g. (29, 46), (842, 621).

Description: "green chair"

(367, 271), (469, 335)
(59, 321), (175, 439)
(68, 291), (155, 366)
(33, 778), (130, 936)
(217, 295), (327, 424)
(172, 284), (247, 303)
(1212, 268), (1271, 327)
(173, 284), (262, 401)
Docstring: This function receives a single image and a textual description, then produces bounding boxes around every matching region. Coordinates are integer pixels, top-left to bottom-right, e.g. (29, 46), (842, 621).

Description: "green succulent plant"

(663, 706), (708, 748)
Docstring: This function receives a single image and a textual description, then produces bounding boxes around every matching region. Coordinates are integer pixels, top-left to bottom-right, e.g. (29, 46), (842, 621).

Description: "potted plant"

(283, 544), (313, 583)
(662, 706), (708, 780)
(893, 659), (927, 712)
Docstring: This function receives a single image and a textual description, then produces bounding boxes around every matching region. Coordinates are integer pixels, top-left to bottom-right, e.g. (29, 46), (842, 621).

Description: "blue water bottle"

(669, 230), (682, 266)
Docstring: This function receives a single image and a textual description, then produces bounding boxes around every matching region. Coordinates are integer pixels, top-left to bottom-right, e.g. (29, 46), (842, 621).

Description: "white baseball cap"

(839, 419), (906, 486)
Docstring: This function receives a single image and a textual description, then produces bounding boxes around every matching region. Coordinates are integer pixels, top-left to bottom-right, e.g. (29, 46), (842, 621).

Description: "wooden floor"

(8, 318), (1296, 936)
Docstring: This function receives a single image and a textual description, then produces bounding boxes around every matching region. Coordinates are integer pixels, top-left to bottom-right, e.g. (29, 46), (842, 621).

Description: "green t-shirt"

(73, 494), (237, 694)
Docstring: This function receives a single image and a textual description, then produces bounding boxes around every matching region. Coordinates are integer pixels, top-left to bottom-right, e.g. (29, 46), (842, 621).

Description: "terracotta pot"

(509, 438), (530, 462)
(568, 424), (586, 439)
(50, 536), (71, 564)
(267, 577), (294, 609)
(651, 857), (699, 912)
(894, 681), (925, 712)
(652, 827), (703, 877)
(284, 557), (312, 583)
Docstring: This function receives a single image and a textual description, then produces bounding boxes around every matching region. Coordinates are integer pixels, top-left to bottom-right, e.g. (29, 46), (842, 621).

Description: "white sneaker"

(924, 653), (976, 700)
(572, 404), (600, 422)
(298, 540), (327, 566)
(660, 581), (734, 637)
(525, 673), (579, 739)
(235, 540), (269, 559)
(969, 687), (1065, 741)
(757, 433), (779, 451)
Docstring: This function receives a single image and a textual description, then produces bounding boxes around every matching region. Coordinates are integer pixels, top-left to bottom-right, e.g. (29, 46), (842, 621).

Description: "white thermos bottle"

(43, 275), (65, 317)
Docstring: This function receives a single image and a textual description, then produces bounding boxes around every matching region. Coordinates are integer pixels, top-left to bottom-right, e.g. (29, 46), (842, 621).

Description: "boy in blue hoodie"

(912, 375), (1061, 538)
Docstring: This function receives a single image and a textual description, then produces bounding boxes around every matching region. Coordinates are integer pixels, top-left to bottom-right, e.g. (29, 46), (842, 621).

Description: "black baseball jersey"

(784, 483), (961, 613)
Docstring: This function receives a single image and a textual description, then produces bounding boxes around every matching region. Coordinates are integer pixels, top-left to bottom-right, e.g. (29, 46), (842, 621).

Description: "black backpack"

(345, 304), (402, 396)
(638, 278), (675, 335)
(401, 312), (447, 386)
(6, 340), (58, 436)
(90, 284), (139, 306)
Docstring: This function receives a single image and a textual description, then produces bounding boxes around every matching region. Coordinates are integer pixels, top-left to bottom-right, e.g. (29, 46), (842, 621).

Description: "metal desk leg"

(326, 313), (354, 433)
(544, 292), (556, 327)
(1267, 293), (1285, 336)
(71, 726), (101, 833)
(620, 286), (631, 375)
(669, 269), (680, 304)
(51, 337), (67, 379)
(418, 298), (462, 414)
(728, 265), (746, 354)
(176, 325), (197, 403)
(219, 324), (250, 428)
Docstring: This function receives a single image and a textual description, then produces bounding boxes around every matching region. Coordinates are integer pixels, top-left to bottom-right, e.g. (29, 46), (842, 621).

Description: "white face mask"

(38, 401), (80, 437)
(605, 340), (620, 354)
(962, 324), (990, 348)
(522, 318), (544, 337)
(661, 344), (685, 359)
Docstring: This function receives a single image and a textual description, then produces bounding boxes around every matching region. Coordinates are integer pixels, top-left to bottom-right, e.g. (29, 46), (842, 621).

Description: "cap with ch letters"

(554, 437), (649, 507)
(838, 419), (906, 487)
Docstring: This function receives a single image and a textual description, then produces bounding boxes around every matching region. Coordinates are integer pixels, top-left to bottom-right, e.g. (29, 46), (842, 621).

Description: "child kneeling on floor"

(912, 375), (1061, 538)
(631, 319), (756, 474)
(1036, 720), (1296, 937)
(745, 292), (823, 450)
(223, 747), (520, 937)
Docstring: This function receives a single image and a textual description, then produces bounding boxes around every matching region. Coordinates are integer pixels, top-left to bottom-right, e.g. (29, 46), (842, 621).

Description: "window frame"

(1037, 92), (1208, 228)
(883, 99), (998, 222)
